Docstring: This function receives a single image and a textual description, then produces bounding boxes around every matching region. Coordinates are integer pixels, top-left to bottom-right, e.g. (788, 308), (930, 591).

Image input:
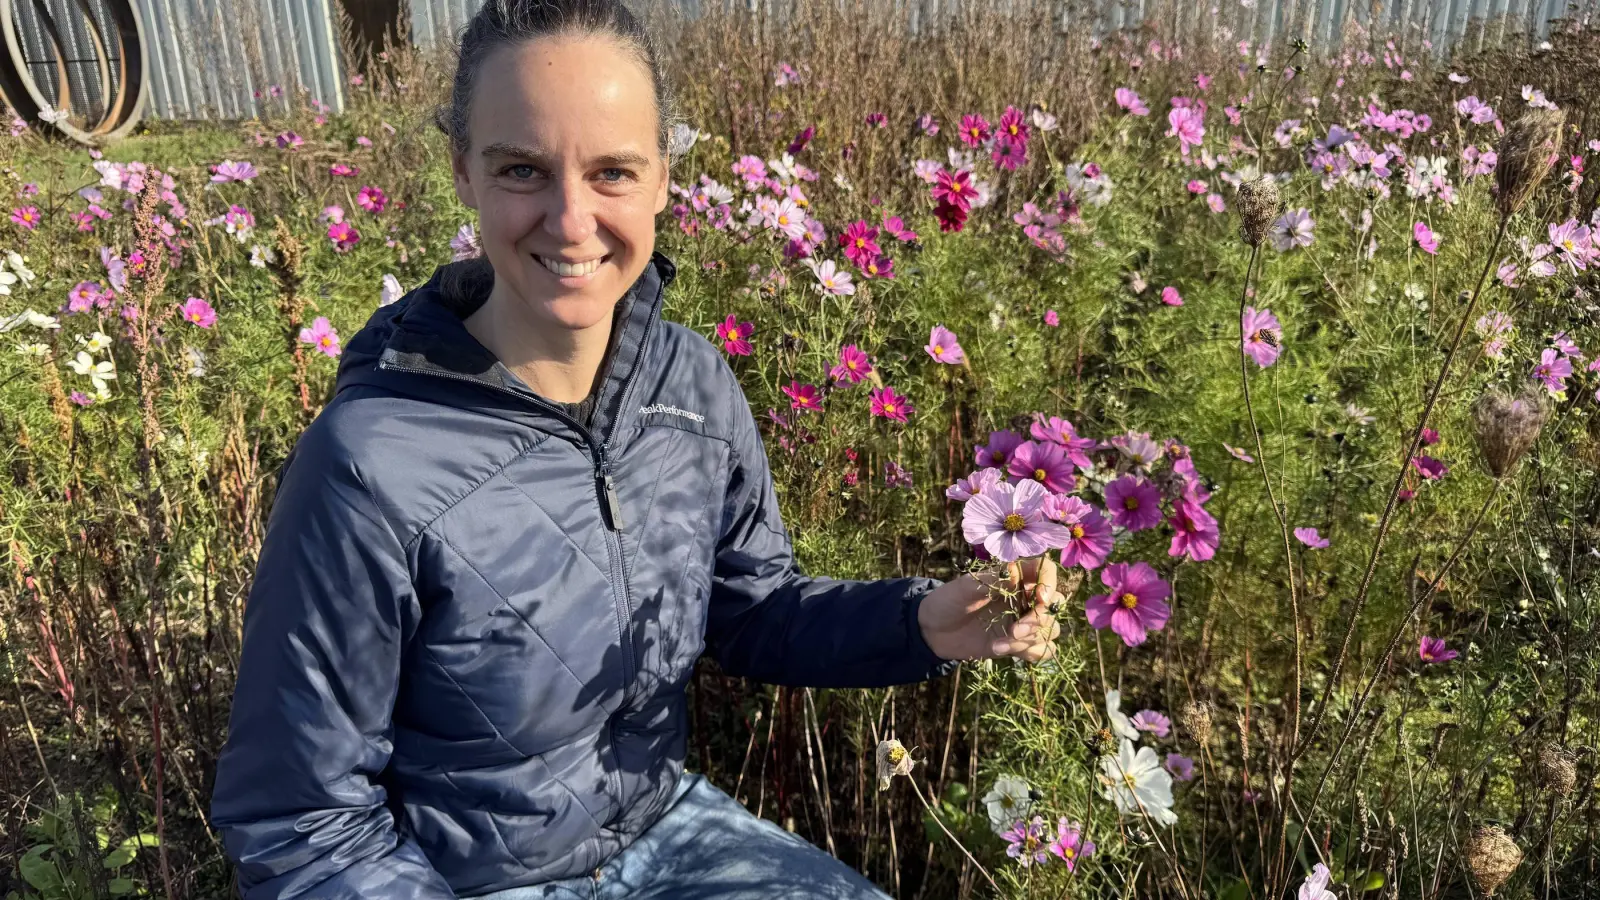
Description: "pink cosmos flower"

(884, 460), (913, 489)
(1044, 309), (1060, 327)
(830, 344), (872, 383)
(991, 137), (1027, 171)
(870, 386), (913, 423)
(958, 114), (991, 148)
(1132, 710), (1171, 738)
(1420, 427), (1442, 446)
(357, 186), (389, 214)
(962, 479), (1070, 562)
(1241, 307), (1283, 367)
(782, 381), (822, 412)
(716, 315), (753, 356)
(1533, 347), (1572, 394)
(1001, 817), (1051, 867)
(451, 223), (481, 261)
(210, 160), (258, 182)
(925, 325), (965, 364)
(1043, 495), (1113, 569)
(1030, 416), (1095, 470)
(1114, 87), (1149, 116)
(1086, 561), (1173, 646)
(946, 467), (1004, 502)
(1410, 455), (1448, 480)
(1008, 441), (1076, 493)
(1047, 819), (1095, 871)
(1413, 220), (1439, 254)
(1104, 475), (1163, 531)
(859, 255), (894, 279)
(1224, 443), (1255, 463)
(839, 220), (881, 266)
(1270, 208), (1316, 250)
(1417, 636), (1458, 663)
(1167, 105), (1206, 154)
(1160, 286), (1183, 306)
(179, 297), (217, 328)
(1294, 527), (1330, 549)
(298, 316), (341, 357)
(275, 131), (304, 150)
(975, 430), (1026, 469)
(1206, 193), (1226, 213)
(931, 169), (978, 211)
(767, 198), (807, 239)
(329, 163), (358, 178)
(810, 259), (855, 296)
(1166, 754), (1196, 781)
(10, 206), (39, 230)
(327, 221), (359, 252)
(69, 391), (93, 407)
(1167, 497), (1219, 561)
(996, 105), (1029, 144)
(916, 113), (939, 136)
(67, 281), (106, 313)
(881, 214), (917, 242)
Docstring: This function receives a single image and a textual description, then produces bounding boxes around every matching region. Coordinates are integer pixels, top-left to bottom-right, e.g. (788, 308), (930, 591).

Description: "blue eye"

(600, 168), (629, 182)
(504, 164), (537, 179)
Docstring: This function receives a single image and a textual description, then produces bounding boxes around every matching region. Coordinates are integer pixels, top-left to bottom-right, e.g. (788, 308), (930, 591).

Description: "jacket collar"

(336, 251), (677, 449)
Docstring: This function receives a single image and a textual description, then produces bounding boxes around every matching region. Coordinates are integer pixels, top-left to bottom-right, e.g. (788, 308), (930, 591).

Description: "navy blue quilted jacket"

(210, 253), (957, 899)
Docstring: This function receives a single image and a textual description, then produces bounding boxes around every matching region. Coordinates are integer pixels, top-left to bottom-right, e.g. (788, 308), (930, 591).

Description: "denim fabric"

(468, 773), (890, 900)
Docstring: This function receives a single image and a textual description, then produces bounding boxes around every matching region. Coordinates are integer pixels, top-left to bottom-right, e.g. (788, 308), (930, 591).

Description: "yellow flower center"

(320, 336), (334, 348)
(1033, 468), (1047, 481)
(777, 214), (790, 225)
(933, 345), (943, 356)
(847, 361), (857, 370)
(888, 745), (907, 765)
(1061, 846), (1076, 859)
(1123, 772), (1138, 788)
(1123, 496), (1140, 510)
(883, 403), (896, 414)
(1003, 513), (1027, 532)
(1071, 524), (1085, 539)
(1120, 592), (1139, 609)
(728, 328), (741, 341)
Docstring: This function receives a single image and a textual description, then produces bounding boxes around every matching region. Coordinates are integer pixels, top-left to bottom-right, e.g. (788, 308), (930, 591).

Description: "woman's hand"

(918, 556), (1064, 663)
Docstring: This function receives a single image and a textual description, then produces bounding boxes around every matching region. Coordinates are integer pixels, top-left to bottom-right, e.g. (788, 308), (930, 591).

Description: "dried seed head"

(1495, 108), (1565, 220)
(1534, 743), (1578, 797)
(1472, 385), (1549, 478)
(1085, 726), (1117, 759)
(1463, 825), (1522, 896)
(1179, 700), (1214, 746)
(1237, 176), (1284, 246)
(875, 739), (915, 791)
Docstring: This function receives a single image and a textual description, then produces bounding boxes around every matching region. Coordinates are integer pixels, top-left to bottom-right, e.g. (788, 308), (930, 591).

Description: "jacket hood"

(333, 252), (677, 443)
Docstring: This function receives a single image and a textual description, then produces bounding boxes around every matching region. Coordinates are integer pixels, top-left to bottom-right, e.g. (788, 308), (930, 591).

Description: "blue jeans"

(468, 773), (892, 899)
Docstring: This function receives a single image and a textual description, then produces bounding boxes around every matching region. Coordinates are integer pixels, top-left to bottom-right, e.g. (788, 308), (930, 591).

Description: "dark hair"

(438, 0), (677, 159)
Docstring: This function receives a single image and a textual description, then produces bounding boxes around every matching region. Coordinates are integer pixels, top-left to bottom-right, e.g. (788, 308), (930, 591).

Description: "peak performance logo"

(639, 403), (705, 424)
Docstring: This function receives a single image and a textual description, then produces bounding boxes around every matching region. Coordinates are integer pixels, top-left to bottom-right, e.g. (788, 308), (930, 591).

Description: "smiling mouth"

(536, 254), (608, 278)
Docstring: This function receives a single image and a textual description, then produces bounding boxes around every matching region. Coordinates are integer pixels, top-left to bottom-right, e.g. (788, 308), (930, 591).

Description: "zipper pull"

(596, 458), (625, 531)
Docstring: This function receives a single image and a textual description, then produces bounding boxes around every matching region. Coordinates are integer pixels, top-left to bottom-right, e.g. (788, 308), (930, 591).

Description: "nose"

(542, 176), (597, 245)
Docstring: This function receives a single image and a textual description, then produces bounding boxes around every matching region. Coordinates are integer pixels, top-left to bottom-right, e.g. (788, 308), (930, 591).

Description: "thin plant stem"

(905, 772), (999, 892)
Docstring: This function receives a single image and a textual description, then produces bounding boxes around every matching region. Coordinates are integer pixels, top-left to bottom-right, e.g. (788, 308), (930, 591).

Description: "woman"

(210, 1), (1061, 897)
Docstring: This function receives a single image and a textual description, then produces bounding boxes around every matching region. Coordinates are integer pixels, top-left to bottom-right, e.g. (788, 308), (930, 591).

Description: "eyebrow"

(480, 142), (651, 169)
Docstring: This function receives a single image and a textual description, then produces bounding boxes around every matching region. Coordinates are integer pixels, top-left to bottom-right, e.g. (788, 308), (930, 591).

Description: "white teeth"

(538, 255), (603, 277)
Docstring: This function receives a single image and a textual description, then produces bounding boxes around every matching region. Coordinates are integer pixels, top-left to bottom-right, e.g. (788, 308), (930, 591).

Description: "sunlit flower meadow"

(1, 2), (1598, 897)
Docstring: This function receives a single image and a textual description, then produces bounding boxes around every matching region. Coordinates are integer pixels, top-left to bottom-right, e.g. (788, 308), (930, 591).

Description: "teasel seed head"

(1495, 108), (1565, 220)
(1178, 700), (1214, 746)
(1534, 743), (1578, 797)
(1472, 384), (1549, 478)
(1237, 176), (1283, 247)
(1463, 825), (1522, 896)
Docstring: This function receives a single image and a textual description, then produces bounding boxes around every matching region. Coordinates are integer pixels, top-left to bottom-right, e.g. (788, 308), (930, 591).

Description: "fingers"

(988, 608), (1061, 658)
(1034, 554), (1059, 608)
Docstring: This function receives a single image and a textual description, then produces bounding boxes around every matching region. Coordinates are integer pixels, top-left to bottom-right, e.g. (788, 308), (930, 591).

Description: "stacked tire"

(0, 0), (147, 144)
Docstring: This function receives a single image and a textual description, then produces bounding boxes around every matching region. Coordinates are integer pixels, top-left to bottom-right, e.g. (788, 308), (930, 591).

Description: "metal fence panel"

(139, 0), (345, 119)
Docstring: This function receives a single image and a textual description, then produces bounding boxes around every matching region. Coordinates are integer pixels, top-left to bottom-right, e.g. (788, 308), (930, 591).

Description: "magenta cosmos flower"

(1047, 818), (1095, 871)
(329, 163), (358, 177)
(870, 386), (913, 423)
(327, 221), (359, 252)
(298, 316), (341, 358)
(716, 315), (753, 356)
(962, 479), (1070, 562)
(1087, 561), (1172, 646)
(925, 325), (965, 364)
(357, 185), (389, 213)
(1044, 309), (1060, 327)
(1160, 286), (1183, 306)
(1044, 495), (1112, 569)
(1114, 87), (1149, 116)
(1166, 105), (1205, 154)
(946, 467), (1003, 502)
(1104, 475), (1163, 531)
(179, 297), (217, 328)
(974, 429), (1025, 469)
(1534, 347), (1572, 394)
(10, 206), (39, 230)
(1167, 497), (1219, 562)
(1008, 440), (1076, 493)
(839, 220), (881, 265)
(1410, 455), (1448, 480)
(958, 113), (991, 148)
(1418, 636), (1458, 663)
(1241, 306), (1283, 367)
(1293, 527), (1330, 549)
(1413, 220), (1439, 254)
(830, 344), (872, 383)
(782, 381), (822, 412)
(1030, 416), (1095, 470)
(1165, 754), (1195, 781)
(210, 160), (258, 182)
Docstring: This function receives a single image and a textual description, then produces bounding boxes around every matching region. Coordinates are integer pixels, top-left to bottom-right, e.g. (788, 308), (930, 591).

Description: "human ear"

(652, 154), (670, 215)
(451, 150), (479, 210)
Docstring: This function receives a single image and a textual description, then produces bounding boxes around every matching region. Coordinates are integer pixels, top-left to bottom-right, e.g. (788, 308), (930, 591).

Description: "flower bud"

(1237, 176), (1283, 247)
(1495, 108), (1565, 220)
(1084, 726), (1117, 759)
(1472, 385), (1548, 478)
(1463, 825), (1522, 896)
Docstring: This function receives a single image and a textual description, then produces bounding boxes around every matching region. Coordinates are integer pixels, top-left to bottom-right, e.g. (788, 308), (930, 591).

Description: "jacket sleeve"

(705, 383), (960, 688)
(210, 440), (455, 900)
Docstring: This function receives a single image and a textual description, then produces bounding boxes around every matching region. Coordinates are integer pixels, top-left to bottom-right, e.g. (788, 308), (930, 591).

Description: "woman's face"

(452, 35), (669, 332)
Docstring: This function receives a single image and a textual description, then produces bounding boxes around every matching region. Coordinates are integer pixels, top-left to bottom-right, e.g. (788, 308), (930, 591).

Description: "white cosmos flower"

(79, 331), (112, 353)
(1030, 108), (1059, 132)
(0, 308), (57, 331)
(5, 251), (34, 282)
(1106, 690), (1140, 741)
(1100, 739), (1177, 826)
(981, 775), (1034, 835)
(68, 350), (116, 395)
(184, 346), (207, 378)
(380, 273), (403, 307)
(667, 122), (703, 157)
(15, 342), (49, 357)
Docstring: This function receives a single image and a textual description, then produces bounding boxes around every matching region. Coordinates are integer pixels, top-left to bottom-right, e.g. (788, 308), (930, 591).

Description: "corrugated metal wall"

(136, 0), (1600, 120)
(139, 0), (346, 119)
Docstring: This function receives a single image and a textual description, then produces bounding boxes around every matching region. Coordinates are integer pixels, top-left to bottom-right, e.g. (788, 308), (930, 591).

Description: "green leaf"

(18, 847), (60, 892)
(1359, 871), (1385, 891)
(1217, 879), (1251, 900)
(105, 835), (158, 870)
(106, 879), (134, 896)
